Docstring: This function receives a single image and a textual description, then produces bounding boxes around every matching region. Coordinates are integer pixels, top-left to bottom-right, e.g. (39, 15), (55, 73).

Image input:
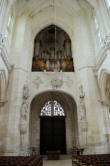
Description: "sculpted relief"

(20, 84), (29, 152)
(79, 84), (88, 135)
(33, 76), (43, 89)
(79, 85), (88, 147)
(51, 78), (63, 89)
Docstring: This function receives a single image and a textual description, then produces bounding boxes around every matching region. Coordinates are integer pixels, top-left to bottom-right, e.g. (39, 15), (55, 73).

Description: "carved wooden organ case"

(32, 27), (74, 72)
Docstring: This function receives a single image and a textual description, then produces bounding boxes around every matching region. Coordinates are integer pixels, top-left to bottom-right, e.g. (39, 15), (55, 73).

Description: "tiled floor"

(43, 155), (73, 166)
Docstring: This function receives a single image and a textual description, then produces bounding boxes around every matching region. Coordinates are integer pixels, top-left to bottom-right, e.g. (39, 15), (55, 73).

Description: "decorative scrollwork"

(51, 78), (63, 89)
(33, 76), (43, 89)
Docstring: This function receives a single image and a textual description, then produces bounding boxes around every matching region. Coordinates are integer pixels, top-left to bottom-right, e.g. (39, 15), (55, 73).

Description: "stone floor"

(43, 155), (73, 166)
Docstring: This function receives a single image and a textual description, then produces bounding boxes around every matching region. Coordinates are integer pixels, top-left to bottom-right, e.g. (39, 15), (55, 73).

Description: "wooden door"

(40, 116), (66, 154)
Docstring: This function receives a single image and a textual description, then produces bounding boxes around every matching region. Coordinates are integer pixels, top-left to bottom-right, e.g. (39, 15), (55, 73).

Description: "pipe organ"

(32, 26), (74, 72)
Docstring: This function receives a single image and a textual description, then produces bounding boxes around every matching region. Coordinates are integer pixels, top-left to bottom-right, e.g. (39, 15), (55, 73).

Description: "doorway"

(40, 116), (66, 154)
(30, 91), (78, 154)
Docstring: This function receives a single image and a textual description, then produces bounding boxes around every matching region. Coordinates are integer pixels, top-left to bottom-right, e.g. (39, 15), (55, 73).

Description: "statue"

(20, 100), (28, 151)
(80, 99), (86, 121)
(79, 84), (88, 146)
(20, 83), (29, 152)
(79, 85), (86, 121)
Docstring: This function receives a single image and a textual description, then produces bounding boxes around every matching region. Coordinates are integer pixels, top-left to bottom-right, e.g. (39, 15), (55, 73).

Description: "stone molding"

(0, 70), (7, 105)
(33, 76), (43, 89)
(0, 101), (8, 107)
(98, 99), (110, 107)
(51, 78), (63, 89)
(0, 34), (11, 71)
(95, 34), (110, 71)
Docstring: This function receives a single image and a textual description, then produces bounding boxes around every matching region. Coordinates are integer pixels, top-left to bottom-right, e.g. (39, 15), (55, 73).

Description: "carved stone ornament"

(79, 85), (85, 99)
(0, 101), (7, 107)
(103, 34), (110, 48)
(20, 99), (29, 151)
(51, 78), (63, 89)
(0, 34), (3, 45)
(0, 34), (6, 46)
(23, 84), (29, 99)
(20, 100), (28, 134)
(98, 99), (110, 107)
(33, 76), (43, 89)
(80, 121), (88, 132)
(65, 77), (73, 88)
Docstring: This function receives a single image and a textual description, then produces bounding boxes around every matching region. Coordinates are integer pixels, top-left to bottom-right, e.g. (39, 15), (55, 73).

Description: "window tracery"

(40, 100), (65, 116)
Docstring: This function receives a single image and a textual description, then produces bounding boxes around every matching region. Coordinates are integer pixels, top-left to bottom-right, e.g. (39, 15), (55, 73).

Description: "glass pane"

(40, 101), (51, 116)
(40, 100), (65, 116)
(54, 100), (65, 116)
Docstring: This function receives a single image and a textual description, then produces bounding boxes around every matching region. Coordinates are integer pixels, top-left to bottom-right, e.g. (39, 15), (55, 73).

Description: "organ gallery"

(32, 25), (74, 72)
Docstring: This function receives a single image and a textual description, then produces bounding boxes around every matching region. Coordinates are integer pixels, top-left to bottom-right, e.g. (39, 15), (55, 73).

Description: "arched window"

(40, 100), (65, 116)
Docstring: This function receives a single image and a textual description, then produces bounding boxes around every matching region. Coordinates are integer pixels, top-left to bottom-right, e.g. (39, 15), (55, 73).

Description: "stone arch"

(33, 23), (72, 43)
(32, 19), (74, 46)
(0, 70), (6, 102)
(32, 19), (74, 63)
(32, 24), (74, 72)
(29, 90), (78, 154)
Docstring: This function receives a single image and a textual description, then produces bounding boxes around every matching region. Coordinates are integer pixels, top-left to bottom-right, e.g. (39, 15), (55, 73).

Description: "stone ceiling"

(14, 0), (94, 18)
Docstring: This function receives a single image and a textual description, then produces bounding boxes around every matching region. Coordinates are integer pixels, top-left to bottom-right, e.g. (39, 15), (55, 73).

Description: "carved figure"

(20, 84), (29, 152)
(20, 100), (28, 150)
(23, 84), (29, 99)
(33, 76), (43, 89)
(80, 99), (86, 121)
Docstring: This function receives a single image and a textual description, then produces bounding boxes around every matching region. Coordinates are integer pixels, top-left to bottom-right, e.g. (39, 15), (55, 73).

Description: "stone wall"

(0, 0), (110, 155)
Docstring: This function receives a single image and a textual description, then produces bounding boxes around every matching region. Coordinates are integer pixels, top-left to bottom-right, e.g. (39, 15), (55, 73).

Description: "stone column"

(73, 10), (108, 154)
(5, 15), (32, 155)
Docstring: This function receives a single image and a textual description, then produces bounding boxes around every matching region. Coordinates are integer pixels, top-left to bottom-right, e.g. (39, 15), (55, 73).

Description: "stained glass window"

(41, 101), (51, 116)
(40, 100), (65, 116)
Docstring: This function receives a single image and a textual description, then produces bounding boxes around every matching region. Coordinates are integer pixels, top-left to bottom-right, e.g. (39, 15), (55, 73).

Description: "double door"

(40, 116), (66, 155)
